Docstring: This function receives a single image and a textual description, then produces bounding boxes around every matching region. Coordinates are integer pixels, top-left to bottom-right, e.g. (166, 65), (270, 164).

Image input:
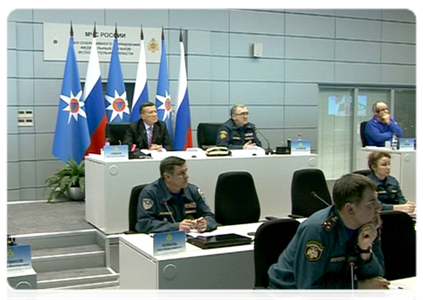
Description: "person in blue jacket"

(216, 104), (262, 149)
(365, 101), (403, 147)
(135, 156), (218, 234)
(367, 151), (415, 214)
(268, 173), (389, 289)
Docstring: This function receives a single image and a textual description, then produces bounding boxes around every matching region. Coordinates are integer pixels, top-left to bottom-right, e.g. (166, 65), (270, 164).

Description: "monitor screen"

(106, 123), (130, 145)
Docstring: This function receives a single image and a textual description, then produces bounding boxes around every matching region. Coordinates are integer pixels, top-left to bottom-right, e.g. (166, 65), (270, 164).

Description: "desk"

(86, 153), (317, 234)
(360, 147), (416, 202)
(284, 276), (420, 300)
(119, 222), (261, 289)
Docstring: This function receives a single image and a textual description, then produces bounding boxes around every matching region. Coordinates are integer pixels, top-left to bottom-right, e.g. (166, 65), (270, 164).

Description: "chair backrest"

(254, 218), (300, 288)
(360, 121), (369, 147)
(127, 184), (148, 233)
(214, 171), (261, 225)
(353, 169), (371, 177)
(106, 122), (130, 145)
(291, 168), (332, 218)
(197, 123), (222, 150)
(379, 211), (416, 280)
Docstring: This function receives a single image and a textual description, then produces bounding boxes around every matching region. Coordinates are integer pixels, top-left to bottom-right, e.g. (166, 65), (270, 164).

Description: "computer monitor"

(106, 123), (129, 145)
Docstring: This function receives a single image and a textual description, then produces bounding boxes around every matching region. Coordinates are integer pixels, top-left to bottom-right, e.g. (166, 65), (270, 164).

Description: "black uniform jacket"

(123, 119), (172, 151)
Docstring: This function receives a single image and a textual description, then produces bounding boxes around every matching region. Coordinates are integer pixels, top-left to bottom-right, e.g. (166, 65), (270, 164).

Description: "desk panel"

(86, 154), (317, 234)
(119, 223), (261, 289)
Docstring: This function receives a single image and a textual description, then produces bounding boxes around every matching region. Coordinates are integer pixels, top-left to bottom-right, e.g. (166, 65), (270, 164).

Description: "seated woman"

(367, 151), (415, 214)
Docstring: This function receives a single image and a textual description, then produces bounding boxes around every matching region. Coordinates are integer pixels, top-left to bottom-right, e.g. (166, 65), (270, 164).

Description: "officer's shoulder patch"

(142, 198), (154, 210)
(322, 214), (338, 232)
(198, 188), (205, 198)
(305, 240), (324, 262)
(219, 130), (228, 140)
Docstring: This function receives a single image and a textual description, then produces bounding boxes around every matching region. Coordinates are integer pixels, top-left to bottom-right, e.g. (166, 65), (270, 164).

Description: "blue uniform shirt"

(365, 116), (403, 147)
(368, 172), (407, 211)
(216, 119), (262, 149)
(268, 206), (385, 289)
(135, 178), (218, 233)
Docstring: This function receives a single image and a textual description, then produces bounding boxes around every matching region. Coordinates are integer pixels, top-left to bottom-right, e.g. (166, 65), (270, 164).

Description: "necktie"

(148, 126), (153, 146)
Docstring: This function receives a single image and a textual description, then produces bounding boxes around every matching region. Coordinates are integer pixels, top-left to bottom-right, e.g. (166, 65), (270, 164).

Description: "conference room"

(7, 7), (417, 297)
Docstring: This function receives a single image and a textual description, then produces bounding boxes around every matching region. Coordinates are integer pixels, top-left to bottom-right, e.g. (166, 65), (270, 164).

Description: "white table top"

(284, 276), (420, 300)
(119, 222), (262, 261)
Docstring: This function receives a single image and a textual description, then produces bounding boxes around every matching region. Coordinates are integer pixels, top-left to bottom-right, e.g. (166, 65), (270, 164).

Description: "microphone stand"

(256, 129), (273, 155)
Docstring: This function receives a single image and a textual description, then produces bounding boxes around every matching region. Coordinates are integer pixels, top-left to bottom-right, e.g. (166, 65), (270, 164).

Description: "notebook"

(187, 233), (252, 249)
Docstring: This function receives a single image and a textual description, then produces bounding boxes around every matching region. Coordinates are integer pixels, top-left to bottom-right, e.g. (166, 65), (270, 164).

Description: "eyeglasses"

(235, 112), (249, 116)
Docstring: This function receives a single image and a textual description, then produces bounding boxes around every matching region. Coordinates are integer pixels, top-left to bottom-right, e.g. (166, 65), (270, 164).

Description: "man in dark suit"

(123, 102), (172, 151)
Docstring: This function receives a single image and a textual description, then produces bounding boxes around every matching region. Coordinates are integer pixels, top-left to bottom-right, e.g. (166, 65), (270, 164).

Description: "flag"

(83, 25), (107, 154)
(173, 31), (193, 151)
(105, 26), (130, 123)
(52, 27), (90, 164)
(130, 28), (149, 122)
(155, 29), (173, 142)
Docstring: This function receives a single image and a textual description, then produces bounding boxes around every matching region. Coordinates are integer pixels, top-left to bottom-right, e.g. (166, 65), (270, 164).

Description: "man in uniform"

(268, 173), (389, 289)
(365, 101), (403, 147)
(216, 104), (262, 149)
(123, 101), (172, 152)
(135, 156), (218, 234)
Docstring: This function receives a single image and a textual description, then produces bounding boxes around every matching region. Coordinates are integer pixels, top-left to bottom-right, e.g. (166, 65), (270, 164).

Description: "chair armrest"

(288, 214), (305, 219)
(253, 286), (280, 300)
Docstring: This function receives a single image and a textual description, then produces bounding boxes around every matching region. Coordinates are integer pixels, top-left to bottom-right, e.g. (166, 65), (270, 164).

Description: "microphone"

(348, 256), (357, 289)
(164, 202), (176, 223)
(311, 191), (331, 207)
(256, 129), (273, 154)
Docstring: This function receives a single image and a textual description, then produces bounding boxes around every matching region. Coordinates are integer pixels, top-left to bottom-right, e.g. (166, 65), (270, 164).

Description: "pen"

(389, 284), (404, 290)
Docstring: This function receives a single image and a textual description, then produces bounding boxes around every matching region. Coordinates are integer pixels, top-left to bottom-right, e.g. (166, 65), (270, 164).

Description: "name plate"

(7, 245), (31, 270)
(104, 145), (128, 160)
(153, 231), (186, 255)
(290, 140), (311, 154)
(399, 138), (416, 150)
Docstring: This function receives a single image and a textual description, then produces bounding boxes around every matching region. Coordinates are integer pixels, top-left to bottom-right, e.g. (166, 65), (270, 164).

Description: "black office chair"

(379, 211), (416, 280)
(197, 123), (222, 150)
(214, 171), (261, 225)
(290, 168), (332, 218)
(254, 218), (300, 288)
(353, 169), (371, 177)
(124, 184), (148, 234)
(360, 121), (369, 147)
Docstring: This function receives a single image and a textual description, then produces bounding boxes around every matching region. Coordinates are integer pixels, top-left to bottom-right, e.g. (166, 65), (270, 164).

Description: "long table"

(85, 152), (317, 234)
(119, 222), (262, 289)
(284, 276), (420, 300)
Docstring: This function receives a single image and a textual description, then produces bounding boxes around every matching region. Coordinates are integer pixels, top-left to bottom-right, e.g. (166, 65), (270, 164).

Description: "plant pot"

(66, 187), (85, 201)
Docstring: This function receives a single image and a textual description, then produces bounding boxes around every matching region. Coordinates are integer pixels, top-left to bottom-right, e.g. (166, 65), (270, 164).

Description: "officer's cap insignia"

(142, 198), (154, 210)
(219, 130), (228, 140)
(305, 241), (324, 262)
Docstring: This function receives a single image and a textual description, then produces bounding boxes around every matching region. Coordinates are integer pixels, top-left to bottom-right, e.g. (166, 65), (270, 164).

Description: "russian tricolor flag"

(173, 31), (193, 151)
(83, 25), (107, 154)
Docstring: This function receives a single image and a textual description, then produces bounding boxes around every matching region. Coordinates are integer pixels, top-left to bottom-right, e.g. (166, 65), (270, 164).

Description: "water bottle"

(391, 133), (398, 150)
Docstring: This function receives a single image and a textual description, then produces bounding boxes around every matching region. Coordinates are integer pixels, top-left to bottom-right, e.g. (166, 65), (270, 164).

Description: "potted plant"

(44, 159), (85, 202)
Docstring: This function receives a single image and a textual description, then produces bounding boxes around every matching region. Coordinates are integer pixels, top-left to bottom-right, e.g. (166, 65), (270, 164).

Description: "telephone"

(205, 146), (231, 156)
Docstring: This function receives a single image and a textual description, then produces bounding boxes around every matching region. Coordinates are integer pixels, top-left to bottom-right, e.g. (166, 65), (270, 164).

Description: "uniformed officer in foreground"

(268, 173), (389, 289)
(216, 104), (262, 149)
(135, 156), (218, 234)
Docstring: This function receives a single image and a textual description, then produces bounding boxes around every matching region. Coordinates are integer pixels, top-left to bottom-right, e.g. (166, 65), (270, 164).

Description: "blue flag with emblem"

(105, 27), (130, 123)
(155, 29), (173, 142)
(52, 30), (90, 165)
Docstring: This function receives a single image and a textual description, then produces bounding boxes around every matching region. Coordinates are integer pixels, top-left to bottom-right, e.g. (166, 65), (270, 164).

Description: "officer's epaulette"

(322, 213), (338, 232)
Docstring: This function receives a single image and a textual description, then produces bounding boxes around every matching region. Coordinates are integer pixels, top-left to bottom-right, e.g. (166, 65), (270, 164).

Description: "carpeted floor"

(7, 200), (94, 235)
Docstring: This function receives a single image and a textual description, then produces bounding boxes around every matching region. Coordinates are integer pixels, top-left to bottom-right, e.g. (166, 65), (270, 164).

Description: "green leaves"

(44, 159), (85, 202)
